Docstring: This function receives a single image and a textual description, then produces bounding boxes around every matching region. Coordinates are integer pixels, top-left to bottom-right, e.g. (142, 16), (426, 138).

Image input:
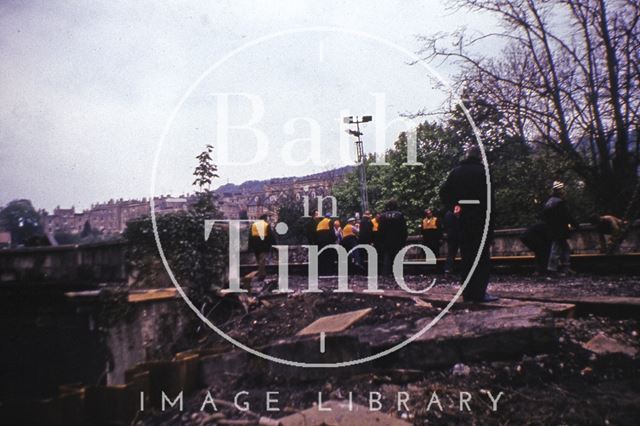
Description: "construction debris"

(583, 333), (638, 357)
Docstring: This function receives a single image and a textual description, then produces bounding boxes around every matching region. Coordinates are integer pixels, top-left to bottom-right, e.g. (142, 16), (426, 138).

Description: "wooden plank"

(297, 308), (372, 336)
(127, 288), (177, 303)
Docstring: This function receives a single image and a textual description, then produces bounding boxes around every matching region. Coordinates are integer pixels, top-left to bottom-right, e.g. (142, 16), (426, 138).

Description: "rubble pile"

(137, 274), (640, 425)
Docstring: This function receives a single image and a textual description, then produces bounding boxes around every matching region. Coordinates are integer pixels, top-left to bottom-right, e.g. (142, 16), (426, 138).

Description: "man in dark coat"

(542, 181), (578, 274)
(440, 146), (496, 302)
(357, 211), (374, 270)
(378, 200), (408, 276)
(248, 214), (276, 280)
(358, 211), (374, 245)
(305, 209), (320, 245)
(443, 205), (461, 274)
(315, 213), (336, 275)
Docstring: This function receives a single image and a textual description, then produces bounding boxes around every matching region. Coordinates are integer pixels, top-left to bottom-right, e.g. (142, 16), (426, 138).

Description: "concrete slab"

(297, 308), (372, 336)
(416, 305), (553, 340)
(391, 305), (559, 369)
(352, 288), (576, 317)
(583, 333), (638, 357)
(489, 291), (640, 318)
(278, 400), (410, 426)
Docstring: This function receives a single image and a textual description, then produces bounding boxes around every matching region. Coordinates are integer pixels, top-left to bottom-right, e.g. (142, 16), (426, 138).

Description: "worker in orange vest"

(316, 213), (335, 275)
(371, 213), (380, 248)
(342, 217), (363, 271)
(248, 214), (275, 280)
(358, 211), (374, 245)
(421, 209), (442, 258)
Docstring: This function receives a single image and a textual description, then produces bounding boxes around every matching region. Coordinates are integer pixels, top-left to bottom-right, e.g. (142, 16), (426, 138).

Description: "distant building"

(40, 166), (352, 234)
(43, 206), (84, 235)
(214, 166), (352, 220)
(42, 196), (192, 235)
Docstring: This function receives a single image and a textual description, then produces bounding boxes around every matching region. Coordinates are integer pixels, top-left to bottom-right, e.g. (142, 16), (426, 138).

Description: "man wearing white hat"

(542, 181), (579, 275)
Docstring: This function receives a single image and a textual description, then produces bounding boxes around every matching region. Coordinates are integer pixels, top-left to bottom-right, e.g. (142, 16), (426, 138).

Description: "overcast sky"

(0, 1), (497, 211)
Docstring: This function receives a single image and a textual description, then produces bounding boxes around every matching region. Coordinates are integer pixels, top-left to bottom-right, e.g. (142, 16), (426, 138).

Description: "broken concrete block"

(395, 305), (559, 369)
(583, 333), (638, 357)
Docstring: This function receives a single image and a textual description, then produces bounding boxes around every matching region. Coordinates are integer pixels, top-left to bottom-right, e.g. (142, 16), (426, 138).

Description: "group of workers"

(520, 181), (625, 276)
(305, 199), (409, 276)
(247, 146), (496, 302)
(247, 144), (628, 303)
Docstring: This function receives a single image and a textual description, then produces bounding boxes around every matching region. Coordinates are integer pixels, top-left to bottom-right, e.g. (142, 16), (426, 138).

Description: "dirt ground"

(139, 274), (640, 425)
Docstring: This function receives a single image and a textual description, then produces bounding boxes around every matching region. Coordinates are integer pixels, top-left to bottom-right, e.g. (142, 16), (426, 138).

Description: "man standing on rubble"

(378, 200), (408, 276)
(440, 146), (497, 302)
(248, 214), (276, 281)
(543, 181), (579, 275)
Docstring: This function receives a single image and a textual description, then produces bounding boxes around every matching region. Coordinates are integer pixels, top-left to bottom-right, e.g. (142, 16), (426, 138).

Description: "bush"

(124, 209), (228, 299)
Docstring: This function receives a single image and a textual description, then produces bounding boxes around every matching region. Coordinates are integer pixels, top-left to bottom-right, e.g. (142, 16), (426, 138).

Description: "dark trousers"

(445, 237), (460, 272)
(534, 246), (550, 273)
(318, 244), (338, 276)
(548, 239), (571, 272)
(318, 244), (331, 276)
(422, 231), (441, 258)
(342, 236), (362, 271)
(382, 246), (401, 276)
(254, 251), (267, 279)
(459, 217), (491, 300)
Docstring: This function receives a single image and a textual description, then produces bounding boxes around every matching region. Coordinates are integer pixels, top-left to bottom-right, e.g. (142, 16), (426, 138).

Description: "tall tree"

(418, 0), (639, 215)
(0, 199), (43, 246)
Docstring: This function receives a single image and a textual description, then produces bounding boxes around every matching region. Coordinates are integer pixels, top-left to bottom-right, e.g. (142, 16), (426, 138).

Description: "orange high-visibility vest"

(371, 218), (379, 232)
(316, 217), (331, 232)
(343, 223), (356, 238)
(251, 220), (269, 238)
(422, 217), (438, 230)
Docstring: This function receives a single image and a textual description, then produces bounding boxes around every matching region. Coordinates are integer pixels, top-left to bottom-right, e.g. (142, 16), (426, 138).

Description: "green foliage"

(53, 232), (80, 245)
(193, 144), (219, 191)
(334, 110), (597, 230)
(124, 145), (228, 301)
(80, 220), (93, 238)
(0, 199), (43, 246)
(192, 144), (220, 213)
(123, 210), (228, 294)
(334, 122), (462, 229)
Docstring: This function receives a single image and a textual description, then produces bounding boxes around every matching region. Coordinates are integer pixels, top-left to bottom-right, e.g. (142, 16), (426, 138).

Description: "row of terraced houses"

(41, 167), (352, 236)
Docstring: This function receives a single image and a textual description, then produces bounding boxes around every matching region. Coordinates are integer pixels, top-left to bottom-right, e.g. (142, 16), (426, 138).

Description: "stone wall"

(103, 295), (191, 385)
(0, 222), (637, 282)
(0, 240), (126, 284)
(0, 285), (191, 399)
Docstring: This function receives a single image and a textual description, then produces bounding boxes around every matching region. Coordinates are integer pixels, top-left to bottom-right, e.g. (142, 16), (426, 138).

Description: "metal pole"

(355, 121), (369, 213)
(344, 116), (372, 214)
